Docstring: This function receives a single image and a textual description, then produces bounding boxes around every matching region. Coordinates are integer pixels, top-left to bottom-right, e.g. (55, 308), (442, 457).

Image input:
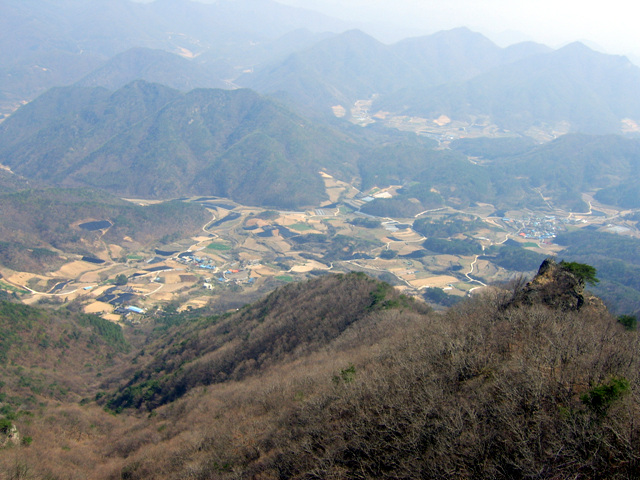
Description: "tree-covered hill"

(451, 133), (640, 211)
(497, 134), (640, 208)
(0, 188), (209, 271)
(0, 300), (129, 407)
(0, 83), (360, 208)
(350, 132), (640, 215)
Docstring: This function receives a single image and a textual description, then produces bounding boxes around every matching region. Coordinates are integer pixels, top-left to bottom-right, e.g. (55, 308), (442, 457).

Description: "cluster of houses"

(203, 266), (255, 289)
(176, 253), (217, 270)
(503, 215), (561, 241)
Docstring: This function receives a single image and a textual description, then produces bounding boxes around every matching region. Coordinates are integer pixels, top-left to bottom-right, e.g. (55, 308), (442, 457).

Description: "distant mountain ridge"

(391, 27), (552, 85)
(0, 0), (348, 114)
(4, 0), (640, 134)
(74, 47), (230, 91)
(242, 29), (424, 114)
(242, 27), (553, 115)
(386, 41), (640, 133)
(243, 27), (640, 133)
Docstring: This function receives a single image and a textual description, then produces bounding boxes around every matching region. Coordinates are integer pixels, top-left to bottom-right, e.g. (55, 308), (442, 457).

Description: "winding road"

(465, 255), (487, 287)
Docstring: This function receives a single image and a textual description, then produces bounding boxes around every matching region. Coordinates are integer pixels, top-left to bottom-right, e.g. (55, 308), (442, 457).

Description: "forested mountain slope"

(0, 82), (360, 208)
(2, 266), (638, 479)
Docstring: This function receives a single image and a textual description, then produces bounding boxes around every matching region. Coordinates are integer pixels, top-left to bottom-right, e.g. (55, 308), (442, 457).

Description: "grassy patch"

(207, 243), (232, 251)
(127, 254), (144, 260)
(290, 223), (313, 231)
(275, 275), (294, 282)
(0, 281), (28, 295)
(523, 242), (539, 248)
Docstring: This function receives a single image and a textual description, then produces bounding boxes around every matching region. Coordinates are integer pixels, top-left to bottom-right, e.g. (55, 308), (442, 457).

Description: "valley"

(2, 171), (635, 321)
(3, 2), (640, 478)
(342, 97), (571, 143)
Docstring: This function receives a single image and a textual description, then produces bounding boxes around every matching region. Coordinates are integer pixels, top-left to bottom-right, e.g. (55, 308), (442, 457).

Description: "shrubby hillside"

(103, 272), (424, 411)
(1, 267), (639, 479)
(0, 300), (129, 414)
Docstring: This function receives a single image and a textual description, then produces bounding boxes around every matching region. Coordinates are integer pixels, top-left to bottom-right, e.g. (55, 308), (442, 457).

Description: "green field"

(207, 242), (232, 251)
(0, 281), (28, 295)
(275, 275), (294, 282)
(290, 223), (313, 231)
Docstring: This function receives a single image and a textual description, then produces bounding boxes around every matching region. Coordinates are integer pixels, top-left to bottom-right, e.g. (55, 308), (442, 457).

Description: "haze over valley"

(2, 1), (640, 478)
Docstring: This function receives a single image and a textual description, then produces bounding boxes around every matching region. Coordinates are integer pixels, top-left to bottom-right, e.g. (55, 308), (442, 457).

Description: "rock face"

(0, 424), (20, 447)
(507, 258), (603, 311)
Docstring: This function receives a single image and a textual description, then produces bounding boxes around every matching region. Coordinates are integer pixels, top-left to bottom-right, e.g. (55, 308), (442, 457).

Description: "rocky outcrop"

(505, 258), (604, 311)
(0, 423), (20, 447)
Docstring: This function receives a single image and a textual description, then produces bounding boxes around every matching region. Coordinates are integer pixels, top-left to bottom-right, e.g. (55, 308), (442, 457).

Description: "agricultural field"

(1, 173), (637, 321)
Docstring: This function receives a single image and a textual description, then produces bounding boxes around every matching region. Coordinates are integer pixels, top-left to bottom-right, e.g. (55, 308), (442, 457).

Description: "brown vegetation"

(1, 270), (639, 479)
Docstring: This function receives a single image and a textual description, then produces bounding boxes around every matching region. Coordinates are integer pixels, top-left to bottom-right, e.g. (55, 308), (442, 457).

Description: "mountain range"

(0, 0), (346, 116)
(386, 41), (640, 133)
(4, 79), (640, 213)
(244, 27), (640, 133)
(3, 0), (640, 135)
(243, 27), (552, 117)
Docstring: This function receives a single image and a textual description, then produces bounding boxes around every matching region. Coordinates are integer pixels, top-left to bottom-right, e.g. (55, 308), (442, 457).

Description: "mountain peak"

(557, 41), (596, 55)
(333, 28), (381, 45)
(434, 26), (492, 41)
(553, 40), (627, 61)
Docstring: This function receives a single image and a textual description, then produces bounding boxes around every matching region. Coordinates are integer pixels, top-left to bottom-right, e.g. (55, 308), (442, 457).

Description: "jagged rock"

(505, 258), (603, 311)
(0, 424), (20, 447)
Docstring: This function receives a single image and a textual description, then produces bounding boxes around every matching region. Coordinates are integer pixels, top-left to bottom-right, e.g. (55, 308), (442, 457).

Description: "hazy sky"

(272, 0), (640, 58)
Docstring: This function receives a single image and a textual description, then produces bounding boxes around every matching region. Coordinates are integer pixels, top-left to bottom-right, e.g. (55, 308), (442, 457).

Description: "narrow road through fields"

(465, 255), (487, 287)
(8, 279), (77, 296)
